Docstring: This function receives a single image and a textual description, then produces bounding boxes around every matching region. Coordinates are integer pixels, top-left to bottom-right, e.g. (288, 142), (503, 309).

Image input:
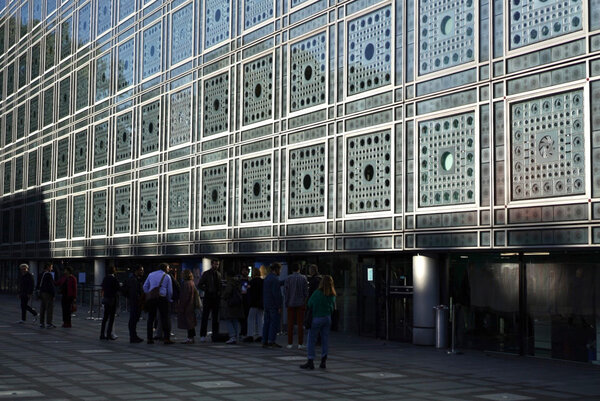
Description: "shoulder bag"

(146, 274), (167, 301)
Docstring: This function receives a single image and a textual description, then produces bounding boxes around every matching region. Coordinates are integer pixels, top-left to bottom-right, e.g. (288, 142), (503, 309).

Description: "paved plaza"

(1, 295), (599, 401)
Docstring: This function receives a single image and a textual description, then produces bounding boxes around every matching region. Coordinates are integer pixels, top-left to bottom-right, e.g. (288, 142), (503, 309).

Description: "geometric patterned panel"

(95, 53), (111, 102)
(45, 32), (55, 70)
(74, 130), (87, 174)
(16, 104), (25, 140)
(243, 54), (273, 126)
(117, 39), (134, 91)
(32, 44), (41, 80)
(56, 137), (69, 179)
(76, 65), (89, 110)
(288, 142), (326, 218)
(203, 72), (229, 137)
(60, 17), (72, 60)
(93, 122), (108, 168)
(119, 0), (135, 21)
(171, 3), (193, 65)
(116, 112), (132, 162)
(14, 156), (23, 191)
(97, 0), (112, 35)
(5, 112), (13, 144)
(143, 22), (162, 79)
(41, 144), (52, 182)
(77, 2), (91, 48)
(114, 185), (131, 234)
(418, 112), (476, 207)
(139, 179), (158, 232)
(58, 76), (70, 120)
(27, 151), (37, 187)
(168, 172), (190, 229)
(290, 32), (326, 112)
(418, 0), (474, 75)
(201, 164), (228, 226)
(29, 96), (39, 134)
(511, 89), (585, 200)
(72, 194), (86, 238)
(346, 130), (392, 214)
(55, 198), (67, 239)
(204, 0), (230, 49)
(509, 0), (582, 50)
(243, 0), (274, 31)
(141, 100), (160, 155)
(169, 87), (192, 147)
(347, 6), (392, 96)
(3, 161), (11, 194)
(241, 154), (272, 222)
(92, 190), (107, 236)
(43, 87), (53, 127)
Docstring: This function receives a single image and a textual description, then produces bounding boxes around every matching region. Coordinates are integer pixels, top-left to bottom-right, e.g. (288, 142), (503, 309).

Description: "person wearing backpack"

(222, 267), (244, 344)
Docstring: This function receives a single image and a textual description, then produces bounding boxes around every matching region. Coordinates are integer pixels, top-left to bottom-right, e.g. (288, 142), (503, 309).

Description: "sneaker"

(254, 336), (263, 343)
(199, 336), (207, 343)
(39, 324), (45, 329)
(286, 344), (294, 349)
(270, 342), (282, 348)
(108, 335), (118, 341)
(298, 344), (306, 350)
(181, 338), (194, 344)
(46, 324), (56, 329)
(225, 337), (237, 345)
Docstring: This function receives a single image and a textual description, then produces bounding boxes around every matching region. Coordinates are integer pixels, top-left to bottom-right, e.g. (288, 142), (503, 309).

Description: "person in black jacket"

(198, 259), (222, 342)
(100, 265), (121, 340)
(37, 262), (56, 328)
(17, 263), (38, 323)
(123, 265), (145, 343)
(244, 266), (264, 342)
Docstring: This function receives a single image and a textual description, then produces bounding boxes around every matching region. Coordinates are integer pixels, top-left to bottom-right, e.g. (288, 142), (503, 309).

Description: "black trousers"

(20, 295), (37, 321)
(61, 296), (74, 326)
(146, 297), (170, 341)
(128, 303), (142, 340)
(200, 296), (220, 337)
(100, 300), (117, 337)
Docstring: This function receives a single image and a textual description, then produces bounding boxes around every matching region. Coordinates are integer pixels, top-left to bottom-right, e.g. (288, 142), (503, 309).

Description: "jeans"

(128, 304), (141, 340)
(262, 308), (280, 344)
(200, 296), (220, 337)
(20, 295), (37, 321)
(247, 307), (264, 337)
(307, 316), (331, 360)
(39, 293), (54, 325)
(287, 306), (305, 345)
(227, 319), (240, 339)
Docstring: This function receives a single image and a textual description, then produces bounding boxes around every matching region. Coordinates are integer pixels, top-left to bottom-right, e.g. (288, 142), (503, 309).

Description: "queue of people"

(15, 260), (337, 369)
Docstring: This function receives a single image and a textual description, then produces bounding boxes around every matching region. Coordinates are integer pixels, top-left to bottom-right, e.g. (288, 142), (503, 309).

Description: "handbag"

(71, 302), (77, 313)
(303, 306), (313, 329)
(193, 287), (202, 310)
(146, 274), (167, 301)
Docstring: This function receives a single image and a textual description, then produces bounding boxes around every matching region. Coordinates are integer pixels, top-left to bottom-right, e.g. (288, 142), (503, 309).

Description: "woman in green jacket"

(300, 275), (336, 370)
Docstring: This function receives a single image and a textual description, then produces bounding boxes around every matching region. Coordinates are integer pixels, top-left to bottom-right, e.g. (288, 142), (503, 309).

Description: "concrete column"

(202, 257), (212, 274)
(29, 261), (39, 284)
(412, 254), (439, 346)
(94, 259), (106, 287)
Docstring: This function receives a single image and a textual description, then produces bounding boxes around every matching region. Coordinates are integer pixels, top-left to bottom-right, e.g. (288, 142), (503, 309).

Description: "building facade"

(0, 0), (599, 362)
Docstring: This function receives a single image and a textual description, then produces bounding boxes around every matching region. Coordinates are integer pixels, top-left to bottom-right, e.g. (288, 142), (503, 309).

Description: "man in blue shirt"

(262, 262), (283, 348)
(143, 263), (173, 344)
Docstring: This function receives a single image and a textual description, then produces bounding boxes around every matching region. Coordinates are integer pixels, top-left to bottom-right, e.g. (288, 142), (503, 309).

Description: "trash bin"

(434, 305), (449, 349)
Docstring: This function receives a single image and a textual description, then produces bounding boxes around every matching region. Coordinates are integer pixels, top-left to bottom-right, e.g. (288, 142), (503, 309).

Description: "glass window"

(77, 2), (91, 48)
(45, 30), (56, 71)
(93, 122), (109, 168)
(115, 111), (132, 162)
(95, 53), (111, 102)
(142, 22), (162, 79)
(31, 42), (41, 80)
(171, 3), (193, 65)
(41, 144), (52, 182)
(14, 156), (23, 191)
(32, 0), (42, 24)
(29, 96), (39, 134)
(74, 130), (87, 174)
(60, 16), (72, 60)
(18, 53), (27, 88)
(97, 0), (112, 36)
(76, 65), (89, 110)
(20, 3), (29, 37)
(16, 104), (25, 140)
(117, 38), (134, 90)
(119, 0), (134, 21)
(46, 0), (57, 16)
(58, 76), (71, 120)
(56, 137), (69, 178)
(43, 87), (54, 127)
(27, 150), (37, 187)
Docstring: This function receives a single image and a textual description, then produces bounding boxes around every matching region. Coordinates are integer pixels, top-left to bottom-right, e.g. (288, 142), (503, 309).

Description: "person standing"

(143, 263), (174, 344)
(100, 265), (121, 340)
(17, 263), (38, 323)
(198, 259), (222, 342)
(56, 267), (77, 328)
(307, 264), (322, 299)
(284, 263), (308, 349)
(244, 267), (264, 342)
(178, 269), (201, 344)
(301, 275), (336, 370)
(262, 262), (283, 348)
(123, 265), (145, 343)
(37, 262), (56, 328)
(222, 269), (244, 344)
(239, 266), (250, 339)
(156, 266), (179, 340)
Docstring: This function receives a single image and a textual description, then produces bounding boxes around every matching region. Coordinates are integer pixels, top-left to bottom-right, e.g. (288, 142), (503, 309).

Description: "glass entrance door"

(357, 257), (386, 338)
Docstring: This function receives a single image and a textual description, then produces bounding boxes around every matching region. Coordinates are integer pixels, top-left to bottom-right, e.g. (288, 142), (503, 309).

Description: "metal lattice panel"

(55, 198), (67, 239)
(3, 162), (11, 194)
(77, 2), (91, 47)
(31, 45), (40, 79)
(43, 88), (53, 127)
(203, 72), (229, 137)
(169, 87), (192, 147)
(204, 0), (230, 49)
(509, 0), (582, 50)
(290, 32), (326, 112)
(419, 0), (474, 75)
(141, 100), (160, 154)
(16, 105), (25, 140)
(119, 0), (135, 21)
(97, 0), (112, 35)
(201, 164), (228, 226)
(117, 39), (134, 91)
(347, 6), (392, 96)
(241, 155), (272, 222)
(171, 3), (193, 65)
(56, 137), (69, 178)
(168, 172), (190, 229)
(244, 0), (273, 30)
(58, 77), (70, 119)
(116, 112), (132, 162)
(76, 66), (89, 111)
(243, 54), (273, 126)
(92, 190), (107, 236)
(45, 33), (55, 70)
(60, 17), (72, 60)
(418, 112), (476, 207)
(72, 194), (85, 237)
(93, 122), (108, 168)
(5, 113), (13, 144)
(346, 130), (392, 213)
(41, 145), (52, 182)
(511, 89), (585, 200)
(74, 130), (87, 174)
(14, 156), (23, 191)
(289, 143), (326, 219)
(95, 53), (111, 102)
(30, 97), (39, 133)
(143, 23), (162, 79)
(27, 151), (37, 187)
(114, 185), (131, 234)
(139, 179), (158, 232)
